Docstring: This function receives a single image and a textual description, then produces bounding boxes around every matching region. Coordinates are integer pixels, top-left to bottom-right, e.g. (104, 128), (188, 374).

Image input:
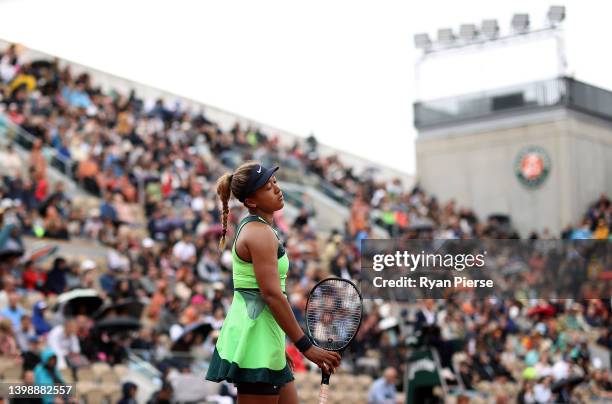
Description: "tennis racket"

(305, 277), (363, 404)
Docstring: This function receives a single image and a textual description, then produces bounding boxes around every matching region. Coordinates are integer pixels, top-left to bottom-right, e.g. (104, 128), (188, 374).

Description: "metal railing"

(275, 165), (354, 207)
(414, 77), (570, 129)
(566, 77), (612, 122)
(0, 112), (78, 181)
(0, 113), (155, 208)
(128, 348), (210, 374)
(127, 350), (163, 379)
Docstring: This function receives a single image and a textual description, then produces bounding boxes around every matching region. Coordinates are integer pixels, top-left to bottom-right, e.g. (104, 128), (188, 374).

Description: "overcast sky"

(1, 0), (611, 174)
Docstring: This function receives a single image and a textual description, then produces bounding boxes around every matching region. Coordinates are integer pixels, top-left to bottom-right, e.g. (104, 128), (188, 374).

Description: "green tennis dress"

(205, 215), (294, 386)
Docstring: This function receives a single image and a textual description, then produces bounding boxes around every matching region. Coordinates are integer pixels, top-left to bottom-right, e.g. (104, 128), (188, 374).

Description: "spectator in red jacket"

(21, 260), (47, 291)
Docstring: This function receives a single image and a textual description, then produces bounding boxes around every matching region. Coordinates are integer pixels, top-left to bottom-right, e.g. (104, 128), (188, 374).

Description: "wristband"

(295, 334), (313, 353)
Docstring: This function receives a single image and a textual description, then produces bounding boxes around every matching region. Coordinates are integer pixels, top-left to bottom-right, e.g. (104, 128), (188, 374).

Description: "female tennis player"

(205, 161), (341, 403)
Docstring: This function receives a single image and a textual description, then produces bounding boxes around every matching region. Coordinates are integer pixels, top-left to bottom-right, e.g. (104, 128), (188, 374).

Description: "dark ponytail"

(216, 173), (233, 250)
(215, 161), (259, 250)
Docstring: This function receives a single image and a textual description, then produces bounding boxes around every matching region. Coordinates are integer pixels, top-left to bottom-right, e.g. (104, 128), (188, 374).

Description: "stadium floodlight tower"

(412, 6), (612, 237)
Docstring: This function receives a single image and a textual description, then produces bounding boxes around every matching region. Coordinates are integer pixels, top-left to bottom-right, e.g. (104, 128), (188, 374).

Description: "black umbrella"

(93, 299), (145, 320)
(171, 322), (213, 352)
(551, 375), (585, 393)
(56, 289), (104, 316)
(30, 60), (55, 70)
(0, 240), (24, 260)
(93, 316), (141, 334)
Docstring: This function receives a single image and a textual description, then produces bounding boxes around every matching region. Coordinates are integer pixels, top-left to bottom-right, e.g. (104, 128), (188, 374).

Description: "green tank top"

(205, 214), (294, 384)
(232, 215), (290, 291)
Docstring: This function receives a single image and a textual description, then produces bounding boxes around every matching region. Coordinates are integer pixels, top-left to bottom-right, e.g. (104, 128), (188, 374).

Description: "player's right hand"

(303, 346), (341, 373)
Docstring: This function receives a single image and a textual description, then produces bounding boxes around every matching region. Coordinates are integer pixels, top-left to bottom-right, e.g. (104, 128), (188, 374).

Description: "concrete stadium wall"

(565, 116), (612, 222)
(415, 108), (612, 236)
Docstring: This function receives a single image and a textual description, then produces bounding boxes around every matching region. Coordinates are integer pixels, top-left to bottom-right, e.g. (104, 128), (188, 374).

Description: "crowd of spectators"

(1, 42), (611, 403)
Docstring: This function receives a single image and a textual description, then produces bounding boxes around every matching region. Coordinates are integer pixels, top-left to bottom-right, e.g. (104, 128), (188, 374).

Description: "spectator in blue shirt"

(0, 291), (26, 331)
(32, 300), (52, 336)
(99, 193), (118, 222)
(61, 82), (91, 109)
(368, 367), (398, 404)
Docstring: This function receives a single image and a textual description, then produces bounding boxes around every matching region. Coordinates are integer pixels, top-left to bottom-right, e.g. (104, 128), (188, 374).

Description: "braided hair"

(215, 161), (259, 249)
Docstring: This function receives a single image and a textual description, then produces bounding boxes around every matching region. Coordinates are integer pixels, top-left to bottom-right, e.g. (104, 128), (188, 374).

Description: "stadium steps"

(72, 194), (148, 236)
(0, 113), (149, 232)
(282, 181), (387, 236)
(23, 236), (111, 268)
(281, 182), (346, 232)
(0, 113), (87, 198)
(125, 351), (164, 403)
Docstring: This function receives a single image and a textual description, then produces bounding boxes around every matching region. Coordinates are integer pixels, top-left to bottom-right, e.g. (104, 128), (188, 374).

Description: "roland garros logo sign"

(515, 146), (551, 187)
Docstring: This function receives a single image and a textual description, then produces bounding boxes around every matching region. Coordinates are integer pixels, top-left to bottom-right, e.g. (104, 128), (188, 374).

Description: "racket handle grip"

(317, 383), (329, 404)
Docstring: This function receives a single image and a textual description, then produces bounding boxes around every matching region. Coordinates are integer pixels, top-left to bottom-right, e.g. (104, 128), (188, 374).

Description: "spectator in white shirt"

(0, 46), (19, 83)
(0, 275), (17, 311)
(533, 377), (553, 403)
(534, 352), (552, 379)
(197, 248), (222, 282)
(552, 356), (570, 382)
(107, 243), (130, 272)
(46, 319), (80, 370)
(1, 144), (23, 177)
(173, 233), (196, 264)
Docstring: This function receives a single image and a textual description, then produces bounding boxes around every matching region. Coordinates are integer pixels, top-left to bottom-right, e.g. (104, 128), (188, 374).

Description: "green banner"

(405, 349), (441, 404)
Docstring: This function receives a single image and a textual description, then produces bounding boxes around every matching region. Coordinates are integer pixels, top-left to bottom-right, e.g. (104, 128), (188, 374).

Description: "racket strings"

(306, 279), (362, 351)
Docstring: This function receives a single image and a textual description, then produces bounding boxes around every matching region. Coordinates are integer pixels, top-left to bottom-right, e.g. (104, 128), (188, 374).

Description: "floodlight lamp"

(437, 28), (455, 44)
(511, 13), (530, 33)
(414, 33), (432, 50)
(459, 24), (477, 41)
(481, 19), (499, 39)
(547, 5), (566, 26)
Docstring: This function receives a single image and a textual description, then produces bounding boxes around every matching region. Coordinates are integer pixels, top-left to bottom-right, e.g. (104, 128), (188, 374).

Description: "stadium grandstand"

(0, 37), (611, 404)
